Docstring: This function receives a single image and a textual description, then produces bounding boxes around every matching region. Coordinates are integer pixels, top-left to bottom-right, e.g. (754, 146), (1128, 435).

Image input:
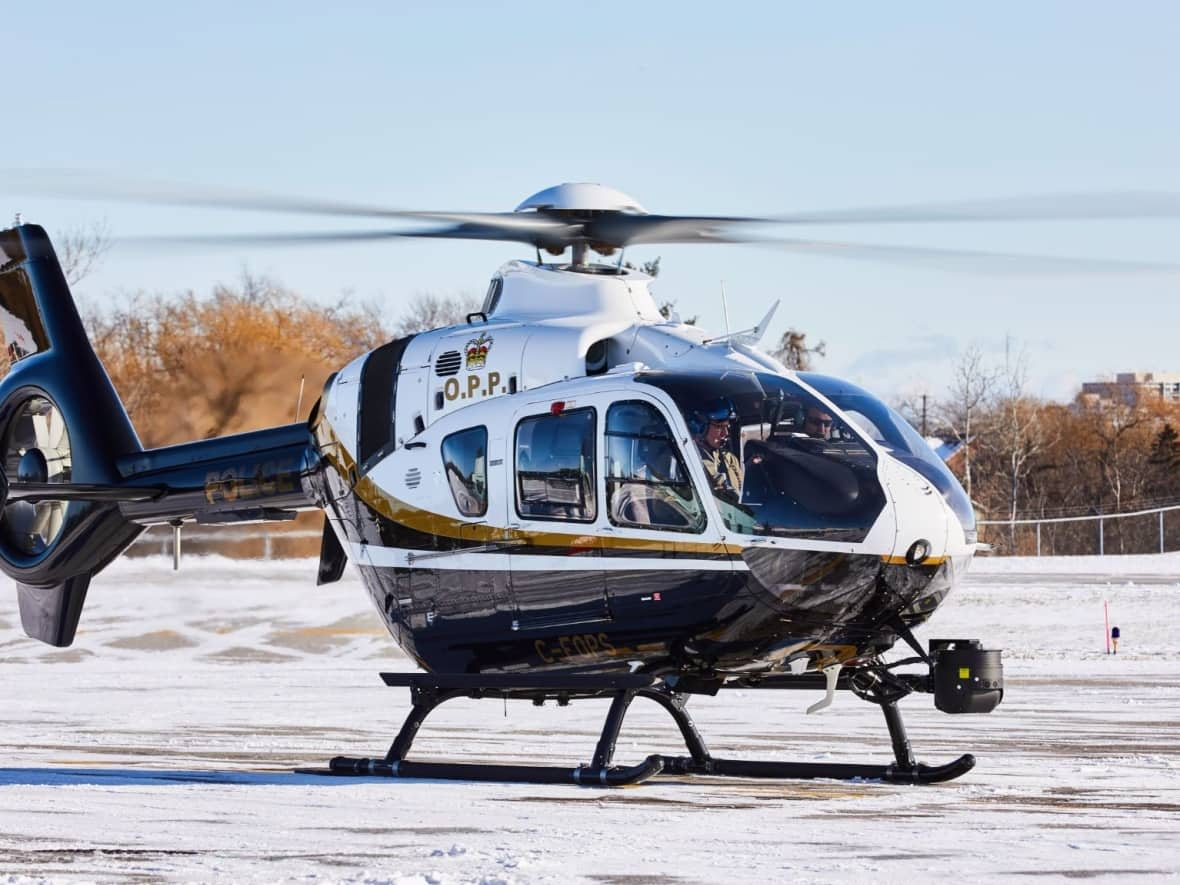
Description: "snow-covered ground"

(2, 553), (1179, 884)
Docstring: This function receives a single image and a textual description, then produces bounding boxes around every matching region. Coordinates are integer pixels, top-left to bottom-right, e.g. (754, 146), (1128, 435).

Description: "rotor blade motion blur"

(769, 192), (1180, 226)
(121, 221), (579, 251)
(4, 169), (576, 243)
(756, 236), (1180, 275)
(11, 171), (1180, 269)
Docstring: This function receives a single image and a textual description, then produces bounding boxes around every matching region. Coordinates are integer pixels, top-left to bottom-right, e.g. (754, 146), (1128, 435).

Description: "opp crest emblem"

(465, 333), (492, 370)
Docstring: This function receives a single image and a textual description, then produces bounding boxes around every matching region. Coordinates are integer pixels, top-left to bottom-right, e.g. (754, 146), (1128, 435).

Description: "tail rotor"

(1, 395), (72, 555)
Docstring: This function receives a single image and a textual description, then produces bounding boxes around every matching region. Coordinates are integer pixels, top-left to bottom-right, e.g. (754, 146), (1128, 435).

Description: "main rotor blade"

(121, 225), (1180, 275)
(756, 236), (1180, 275)
(579, 211), (1180, 272)
(769, 192), (1180, 226)
(3, 169), (574, 235)
(120, 221), (579, 250)
(550, 191), (1180, 247)
(583, 214), (757, 247)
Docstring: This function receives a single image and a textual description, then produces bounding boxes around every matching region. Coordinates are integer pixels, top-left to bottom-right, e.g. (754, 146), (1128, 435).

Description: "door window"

(441, 426), (488, 517)
(605, 401), (705, 532)
(515, 407), (597, 522)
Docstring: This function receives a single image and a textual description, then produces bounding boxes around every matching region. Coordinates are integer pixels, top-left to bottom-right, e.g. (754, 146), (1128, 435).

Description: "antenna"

(720, 281), (731, 335)
(701, 299), (780, 348)
(294, 374), (306, 422)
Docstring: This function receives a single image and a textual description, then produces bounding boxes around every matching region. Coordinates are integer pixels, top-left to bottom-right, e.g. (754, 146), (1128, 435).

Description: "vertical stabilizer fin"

(16, 574), (91, 647)
(317, 519), (347, 586)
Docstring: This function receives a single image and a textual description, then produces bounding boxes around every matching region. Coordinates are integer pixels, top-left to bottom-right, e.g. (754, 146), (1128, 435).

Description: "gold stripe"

(881, 555), (947, 566)
(315, 413), (743, 556)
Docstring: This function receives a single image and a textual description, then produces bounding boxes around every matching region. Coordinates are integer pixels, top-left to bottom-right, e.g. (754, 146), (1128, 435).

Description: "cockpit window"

(799, 372), (976, 537)
(638, 372), (886, 542)
(605, 401), (705, 533)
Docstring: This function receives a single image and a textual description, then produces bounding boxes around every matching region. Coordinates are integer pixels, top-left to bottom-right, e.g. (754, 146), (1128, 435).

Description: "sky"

(3, 1), (1179, 403)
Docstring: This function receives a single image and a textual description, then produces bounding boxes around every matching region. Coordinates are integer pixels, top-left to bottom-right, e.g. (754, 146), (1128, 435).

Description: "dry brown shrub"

(86, 277), (389, 558)
(88, 275), (387, 447)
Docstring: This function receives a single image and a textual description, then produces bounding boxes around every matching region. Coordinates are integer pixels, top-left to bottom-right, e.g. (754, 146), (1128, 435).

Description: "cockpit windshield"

(638, 371), (887, 542)
(800, 372), (976, 538)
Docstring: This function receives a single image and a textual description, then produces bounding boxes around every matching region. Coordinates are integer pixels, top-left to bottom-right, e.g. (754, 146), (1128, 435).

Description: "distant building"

(1080, 372), (1180, 407)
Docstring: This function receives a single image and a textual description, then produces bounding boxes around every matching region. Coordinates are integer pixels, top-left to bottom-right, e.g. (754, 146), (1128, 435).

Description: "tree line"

(899, 345), (1180, 555)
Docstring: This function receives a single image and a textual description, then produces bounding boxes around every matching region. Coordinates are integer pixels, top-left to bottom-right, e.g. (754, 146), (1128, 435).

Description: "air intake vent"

(405, 468), (422, 489)
(585, 340), (608, 375)
(435, 351), (461, 376)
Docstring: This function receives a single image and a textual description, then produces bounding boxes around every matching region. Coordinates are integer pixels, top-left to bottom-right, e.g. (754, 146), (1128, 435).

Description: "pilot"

(694, 398), (743, 498)
(616, 432), (679, 527)
(803, 405), (834, 441)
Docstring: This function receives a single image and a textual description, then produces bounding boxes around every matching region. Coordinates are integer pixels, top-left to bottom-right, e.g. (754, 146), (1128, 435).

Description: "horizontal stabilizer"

(3, 479), (165, 505)
(17, 575), (91, 647)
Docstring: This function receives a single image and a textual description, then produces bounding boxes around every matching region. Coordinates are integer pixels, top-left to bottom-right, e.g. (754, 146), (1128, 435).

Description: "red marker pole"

(1104, 600), (1111, 655)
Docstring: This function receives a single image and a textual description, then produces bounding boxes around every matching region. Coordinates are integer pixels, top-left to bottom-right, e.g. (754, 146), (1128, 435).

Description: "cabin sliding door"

(507, 404), (609, 632)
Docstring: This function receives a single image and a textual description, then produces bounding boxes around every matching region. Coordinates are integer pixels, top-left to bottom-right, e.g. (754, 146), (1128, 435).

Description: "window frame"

(513, 406), (598, 524)
(440, 424), (489, 518)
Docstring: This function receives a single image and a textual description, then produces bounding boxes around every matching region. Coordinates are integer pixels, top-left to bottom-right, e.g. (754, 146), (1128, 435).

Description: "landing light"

(905, 539), (931, 566)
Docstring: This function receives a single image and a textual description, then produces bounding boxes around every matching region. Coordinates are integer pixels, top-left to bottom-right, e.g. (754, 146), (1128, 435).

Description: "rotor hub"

(514, 183), (647, 216)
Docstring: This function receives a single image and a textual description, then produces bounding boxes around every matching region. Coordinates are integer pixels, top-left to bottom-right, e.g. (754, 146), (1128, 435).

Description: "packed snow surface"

(2, 553), (1179, 883)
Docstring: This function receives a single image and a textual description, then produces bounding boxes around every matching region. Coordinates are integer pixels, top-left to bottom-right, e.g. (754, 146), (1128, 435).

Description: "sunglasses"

(806, 417), (833, 427)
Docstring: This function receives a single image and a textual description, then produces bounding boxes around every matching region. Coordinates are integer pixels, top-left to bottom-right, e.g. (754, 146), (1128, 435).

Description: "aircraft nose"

(887, 464), (953, 563)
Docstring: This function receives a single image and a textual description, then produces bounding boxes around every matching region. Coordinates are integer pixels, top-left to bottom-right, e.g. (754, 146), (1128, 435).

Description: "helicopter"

(2, 180), (1173, 787)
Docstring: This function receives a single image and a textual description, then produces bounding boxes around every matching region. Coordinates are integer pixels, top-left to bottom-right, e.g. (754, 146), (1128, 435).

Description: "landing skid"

(307, 671), (976, 787)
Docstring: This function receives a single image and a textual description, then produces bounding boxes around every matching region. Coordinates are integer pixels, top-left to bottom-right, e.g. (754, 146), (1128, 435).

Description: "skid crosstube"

(315, 670), (978, 788)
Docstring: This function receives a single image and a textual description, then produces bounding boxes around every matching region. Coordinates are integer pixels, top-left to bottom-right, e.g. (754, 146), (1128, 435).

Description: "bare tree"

(57, 219), (113, 286)
(624, 256), (662, 277)
(391, 293), (481, 338)
(1073, 390), (1172, 551)
(656, 299), (698, 325)
(774, 328), (826, 370)
(989, 345), (1057, 550)
(892, 387), (935, 435)
(937, 344), (997, 504)
(1151, 423), (1180, 472)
